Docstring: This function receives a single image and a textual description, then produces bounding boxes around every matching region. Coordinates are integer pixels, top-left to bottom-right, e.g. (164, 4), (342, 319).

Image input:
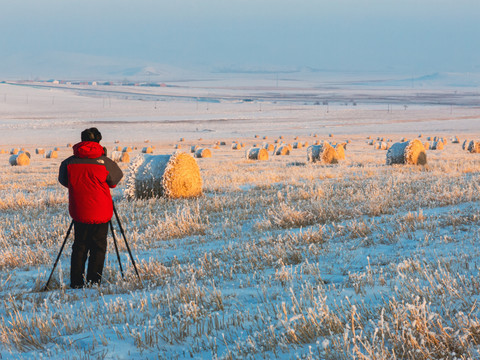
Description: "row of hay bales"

(463, 140), (480, 153)
(8, 149), (59, 166)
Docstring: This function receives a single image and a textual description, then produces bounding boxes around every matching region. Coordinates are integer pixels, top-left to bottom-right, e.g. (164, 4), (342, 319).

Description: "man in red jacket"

(59, 128), (123, 288)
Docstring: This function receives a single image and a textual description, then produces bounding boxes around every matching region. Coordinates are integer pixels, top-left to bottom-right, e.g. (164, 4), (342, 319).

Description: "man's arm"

(105, 157), (123, 188)
(58, 159), (69, 188)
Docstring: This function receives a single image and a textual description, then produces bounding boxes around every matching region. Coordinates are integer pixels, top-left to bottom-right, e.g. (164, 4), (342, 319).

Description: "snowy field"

(1, 78), (480, 359)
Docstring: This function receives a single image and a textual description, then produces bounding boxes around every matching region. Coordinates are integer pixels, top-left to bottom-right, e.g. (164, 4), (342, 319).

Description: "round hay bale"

(279, 135), (284, 139)
(386, 139), (426, 165)
(213, 145), (220, 150)
(67, 143), (72, 148)
(195, 148), (212, 158)
(54, 147), (60, 151)
(262, 143), (275, 152)
(0, 149), (5, 154)
(314, 140), (320, 145)
(329, 133), (334, 138)
(432, 141), (444, 150)
(36, 148), (45, 155)
(122, 146), (132, 153)
(293, 142), (303, 149)
(424, 141), (430, 150)
(179, 137), (185, 142)
(462, 140), (467, 150)
(10, 148), (20, 155)
(220, 141), (226, 146)
(468, 140), (480, 153)
(275, 145), (290, 156)
(367, 140), (374, 145)
(142, 146), (153, 154)
(263, 136), (268, 140)
(174, 144), (181, 149)
(9, 152), (30, 166)
(246, 147), (269, 161)
(125, 152), (202, 199)
(46, 150), (58, 159)
(333, 143), (347, 160)
(114, 146), (122, 152)
(294, 136), (299, 140)
(303, 141), (309, 147)
(112, 151), (130, 163)
(19, 151), (31, 158)
(254, 135), (259, 139)
(307, 142), (338, 164)
(231, 143), (242, 150)
(191, 145), (199, 153)
(451, 136), (459, 144)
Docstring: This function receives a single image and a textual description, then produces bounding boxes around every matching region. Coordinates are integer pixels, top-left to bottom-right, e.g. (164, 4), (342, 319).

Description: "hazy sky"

(1, 0), (479, 75)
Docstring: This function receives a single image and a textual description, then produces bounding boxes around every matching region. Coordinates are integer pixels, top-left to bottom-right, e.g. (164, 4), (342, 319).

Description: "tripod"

(44, 203), (142, 291)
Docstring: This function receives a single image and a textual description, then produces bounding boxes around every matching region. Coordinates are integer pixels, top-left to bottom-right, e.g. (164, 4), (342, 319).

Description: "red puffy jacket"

(58, 141), (123, 224)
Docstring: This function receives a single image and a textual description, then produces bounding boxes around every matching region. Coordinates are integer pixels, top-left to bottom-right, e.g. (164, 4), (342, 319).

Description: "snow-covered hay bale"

(112, 151), (130, 163)
(36, 148), (45, 155)
(125, 152), (202, 199)
(307, 142), (338, 164)
(246, 147), (269, 161)
(334, 143), (347, 160)
(9, 152), (30, 166)
(195, 148), (212, 158)
(142, 146), (153, 154)
(467, 141), (480, 153)
(46, 150), (58, 159)
(275, 145), (290, 156)
(386, 139), (427, 165)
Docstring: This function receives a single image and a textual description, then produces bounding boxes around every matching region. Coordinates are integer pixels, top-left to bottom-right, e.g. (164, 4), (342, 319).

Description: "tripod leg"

(112, 202), (142, 284)
(44, 220), (74, 291)
(109, 220), (124, 279)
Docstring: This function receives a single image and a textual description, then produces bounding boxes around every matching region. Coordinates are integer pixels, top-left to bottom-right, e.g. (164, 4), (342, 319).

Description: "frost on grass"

(2, 138), (480, 359)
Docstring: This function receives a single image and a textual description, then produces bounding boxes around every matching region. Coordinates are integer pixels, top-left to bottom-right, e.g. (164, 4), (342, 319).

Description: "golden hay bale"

(467, 140), (480, 153)
(9, 152), (30, 166)
(112, 151), (130, 163)
(246, 147), (269, 160)
(303, 141), (309, 147)
(0, 149), (5, 154)
(54, 147), (60, 151)
(367, 140), (374, 145)
(114, 146), (122, 151)
(451, 136), (459, 144)
(329, 133), (334, 138)
(174, 144), (181, 149)
(333, 143), (347, 160)
(46, 150), (58, 159)
(307, 142), (338, 164)
(179, 137), (185, 142)
(418, 134), (423, 138)
(123, 146), (132, 153)
(263, 136), (268, 140)
(195, 148), (212, 158)
(36, 148), (45, 155)
(275, 145), (290, 156)
(125, 152), (202, 199)
(262, 143), (275, 152)
(279, 135), (284, 139)
(231, 142), (242, 150)
(142, 146), (153, 154)
(424, 142), (430, 150)
(431, 141), (444, 150)
(67, 143), (72, 148)
(314, 140), (320, 145)
(386, 139), (427, 165)
(220, 141), (226, 146)
(213, 145), (220, 149)
(10, 148), (20, 155)
(254, 135), (259, 138)
(191, 145), (199, 153)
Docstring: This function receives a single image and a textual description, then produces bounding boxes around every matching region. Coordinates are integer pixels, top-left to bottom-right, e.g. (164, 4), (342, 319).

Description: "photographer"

(58, 128), (123, 288)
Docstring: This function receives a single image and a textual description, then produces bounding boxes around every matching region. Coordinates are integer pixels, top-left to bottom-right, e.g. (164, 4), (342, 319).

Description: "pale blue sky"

(1, 0), (479, 76)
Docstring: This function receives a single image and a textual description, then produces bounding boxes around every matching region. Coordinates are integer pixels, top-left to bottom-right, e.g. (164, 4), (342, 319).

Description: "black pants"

(71, 221), (109, 288)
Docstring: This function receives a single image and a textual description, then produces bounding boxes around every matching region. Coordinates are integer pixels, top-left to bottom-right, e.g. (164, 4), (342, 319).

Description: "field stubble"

(1, 139), (480, 359)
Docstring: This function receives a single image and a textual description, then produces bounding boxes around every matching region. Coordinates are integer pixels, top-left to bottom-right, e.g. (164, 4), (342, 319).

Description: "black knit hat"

(81, 128), (102, 143)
